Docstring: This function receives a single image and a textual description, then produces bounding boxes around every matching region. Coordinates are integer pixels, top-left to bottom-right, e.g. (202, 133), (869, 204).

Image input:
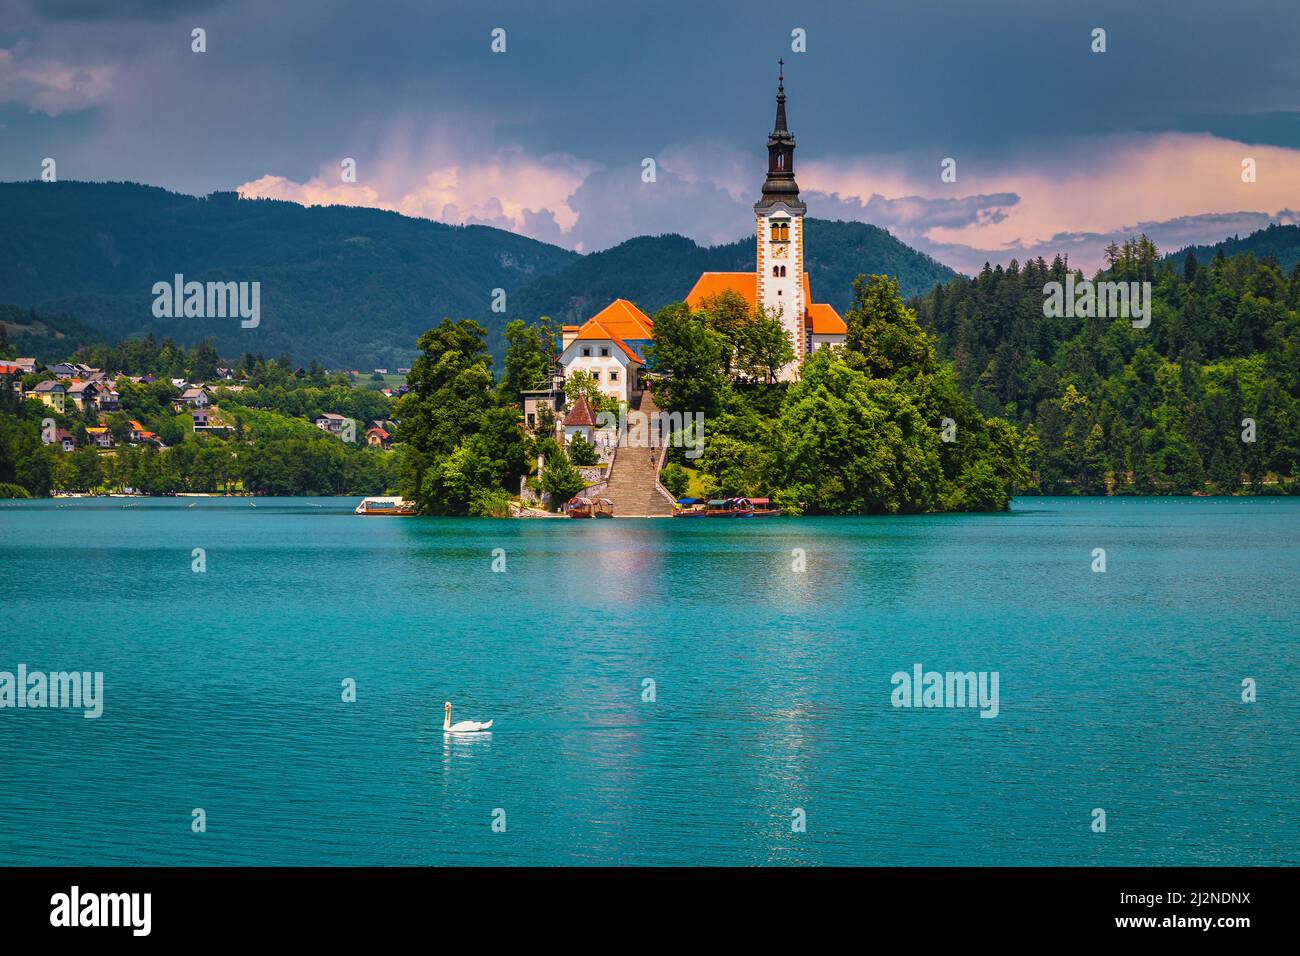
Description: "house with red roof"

(128, 420), (162, 446)
(557, 299), (653, 406)
(0, 364), (25, 401)
(562, 394), (597, 445)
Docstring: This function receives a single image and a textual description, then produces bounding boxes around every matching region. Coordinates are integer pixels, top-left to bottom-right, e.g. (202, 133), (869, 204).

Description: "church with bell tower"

(555, 65), (846, 403)
(686, 62), (846, 380)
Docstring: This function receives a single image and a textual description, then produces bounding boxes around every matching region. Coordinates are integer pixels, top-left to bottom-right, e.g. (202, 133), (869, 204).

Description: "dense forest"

(0, 304), (103, 362)
(1161, 223), (1300, 273)
(913, 238), (1300, 494)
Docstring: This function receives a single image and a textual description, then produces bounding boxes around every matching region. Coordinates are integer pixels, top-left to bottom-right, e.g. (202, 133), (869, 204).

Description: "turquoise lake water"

(0, 496), (1296, 866)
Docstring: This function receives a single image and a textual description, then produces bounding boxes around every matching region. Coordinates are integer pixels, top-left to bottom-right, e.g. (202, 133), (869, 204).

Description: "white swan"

(443, 701), (492, 733)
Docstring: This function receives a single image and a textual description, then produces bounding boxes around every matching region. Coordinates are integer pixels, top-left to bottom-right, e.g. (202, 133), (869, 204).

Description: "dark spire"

(755, 59), (805, 213)
(774, 58), (788, 132)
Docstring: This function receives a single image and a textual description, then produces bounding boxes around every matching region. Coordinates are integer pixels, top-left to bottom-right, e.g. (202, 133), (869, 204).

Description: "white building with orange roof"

(558, 298), (653, 406)
(685, 64), (845, 380)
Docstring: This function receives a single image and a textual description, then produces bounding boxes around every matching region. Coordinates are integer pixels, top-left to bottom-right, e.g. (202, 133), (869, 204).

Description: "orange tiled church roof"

(684, 272), (844, 334)
(685, 273), (758, 310)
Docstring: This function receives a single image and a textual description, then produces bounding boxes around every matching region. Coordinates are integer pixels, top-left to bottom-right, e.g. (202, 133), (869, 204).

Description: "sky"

(2, 0), (1299, 273)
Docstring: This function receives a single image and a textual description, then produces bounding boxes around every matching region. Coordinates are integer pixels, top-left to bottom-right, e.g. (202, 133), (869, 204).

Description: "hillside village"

(0, 346), (402, 497)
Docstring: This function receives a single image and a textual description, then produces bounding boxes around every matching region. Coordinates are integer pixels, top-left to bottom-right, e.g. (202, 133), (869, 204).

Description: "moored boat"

(674, 497), (707, 517)
(355, 496), (417, 516)
(566, 495), (614, 518)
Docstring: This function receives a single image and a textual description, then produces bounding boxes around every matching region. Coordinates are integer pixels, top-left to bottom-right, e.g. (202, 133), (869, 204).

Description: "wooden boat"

(354, 496), (417, 516)
(675, 496), (781, 517)
(705, 497), (750, 517)
(566, 495), (614, 518)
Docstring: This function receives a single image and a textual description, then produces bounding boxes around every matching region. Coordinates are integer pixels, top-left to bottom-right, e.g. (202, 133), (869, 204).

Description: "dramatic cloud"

(0, 44), (113, 115)
(236, 133), (594, 243)
(801, 133), (1300, 272)
(4, 0), (1300, 273)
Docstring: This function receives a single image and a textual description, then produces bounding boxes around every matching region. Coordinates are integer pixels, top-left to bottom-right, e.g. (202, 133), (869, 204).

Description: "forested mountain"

(0, 181), (954, 365)
(1164, 223), (1300, 272)
(914, 238), (1300, 493)
(0, 304), (103, 361)
(0, 181), (579, 369)
(507, 219), (957, 327)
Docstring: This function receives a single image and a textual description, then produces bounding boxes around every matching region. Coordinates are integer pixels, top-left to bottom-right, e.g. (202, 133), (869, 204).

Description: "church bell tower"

(754, 60), (807, 380)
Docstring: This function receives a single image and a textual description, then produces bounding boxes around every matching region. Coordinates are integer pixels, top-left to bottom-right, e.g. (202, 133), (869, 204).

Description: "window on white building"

(609, 370), (618, 382)
(600, 347), (609, 357)
(582, 347), (591, 357)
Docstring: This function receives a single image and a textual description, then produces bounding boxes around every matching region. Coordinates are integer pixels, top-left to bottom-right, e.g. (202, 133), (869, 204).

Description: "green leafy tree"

(540, 449), (586, 508)
(645, 303), (731, 415)
(563, 369), (616, 414)
(396, 319), (496, 510)
(736, 307), (795, 384)
(659, 462), (689, 498)
(844, 274), (937, 379)
(501, 318), (556, 399)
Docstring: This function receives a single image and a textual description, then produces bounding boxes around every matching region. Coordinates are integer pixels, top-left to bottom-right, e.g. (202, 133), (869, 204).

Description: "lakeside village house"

(7, 354), (387, 456)
(16, 363), (222, 452)
(521, 70), (846, 450)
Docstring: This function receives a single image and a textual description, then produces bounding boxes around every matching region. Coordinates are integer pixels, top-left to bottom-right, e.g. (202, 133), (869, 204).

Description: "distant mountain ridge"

(0, 181), (578, 368)
(0, 181), (949, 365)
(506, 220), (958, 329)
(1164, 222), (1300, 271)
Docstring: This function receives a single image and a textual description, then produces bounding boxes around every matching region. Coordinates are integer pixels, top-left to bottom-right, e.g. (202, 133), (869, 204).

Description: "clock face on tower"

(772, 244), (788, 259)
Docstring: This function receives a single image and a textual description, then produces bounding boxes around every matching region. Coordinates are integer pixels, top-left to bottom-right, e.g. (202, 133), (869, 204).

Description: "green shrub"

(567, 433), (599, 466)
(659, 463), (688, 498)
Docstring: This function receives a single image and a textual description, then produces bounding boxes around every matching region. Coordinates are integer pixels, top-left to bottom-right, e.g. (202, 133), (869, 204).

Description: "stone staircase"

(603, 391), (676, 518)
